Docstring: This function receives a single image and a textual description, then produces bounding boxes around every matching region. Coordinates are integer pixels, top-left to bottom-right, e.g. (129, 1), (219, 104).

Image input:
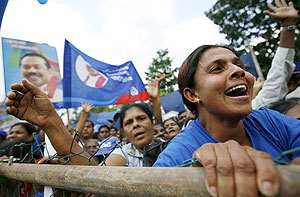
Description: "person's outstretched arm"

(76, 102), (94, 136)
(146, 74), (165, 124)
(5, 79), (97, 165)
(252, 0), (297, 109)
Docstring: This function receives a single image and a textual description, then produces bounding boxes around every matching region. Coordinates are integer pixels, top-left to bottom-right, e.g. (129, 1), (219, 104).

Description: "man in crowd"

(97, 125), (110, 141)
(81, 120), (95, 145)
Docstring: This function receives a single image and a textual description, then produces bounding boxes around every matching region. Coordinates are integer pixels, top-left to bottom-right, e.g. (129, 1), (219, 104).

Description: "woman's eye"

(237, 64), (248, 71)
(124, 121), (131, 126)
(138, 116), (146, 121)
(210, 66), (222, 72)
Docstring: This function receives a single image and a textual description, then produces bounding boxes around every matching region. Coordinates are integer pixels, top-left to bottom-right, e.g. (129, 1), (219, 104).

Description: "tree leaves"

(206, 0), (300, 77)
(145, 49), (178, 96)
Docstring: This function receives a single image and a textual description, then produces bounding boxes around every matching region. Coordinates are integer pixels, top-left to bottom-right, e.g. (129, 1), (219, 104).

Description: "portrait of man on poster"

(19, 52), (62, 102)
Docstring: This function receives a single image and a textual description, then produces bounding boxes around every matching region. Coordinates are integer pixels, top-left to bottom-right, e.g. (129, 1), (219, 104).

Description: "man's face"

(98, 126), (110, 140)
(82, 121), (94, 139)
(110, 128), (117, 136)
(20, 56), (51, 87)
(85, 141), (99, 155)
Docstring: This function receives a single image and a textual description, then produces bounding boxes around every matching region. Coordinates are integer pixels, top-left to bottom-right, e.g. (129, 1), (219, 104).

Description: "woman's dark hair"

(270, 98), (300, 114)
(0, 138), (41, 161)
(178, 45), (238, 116)
(163, 117), (181, 129)
(119, 102), (153, 129)
(9, 122), (36, 136)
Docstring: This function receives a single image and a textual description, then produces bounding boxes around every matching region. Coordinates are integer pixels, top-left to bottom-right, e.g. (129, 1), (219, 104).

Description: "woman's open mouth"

(225, 84), (248, 97)
(134, 131), (145, 139)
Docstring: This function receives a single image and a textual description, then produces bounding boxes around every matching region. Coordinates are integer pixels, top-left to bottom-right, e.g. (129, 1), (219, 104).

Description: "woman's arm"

(104, 154), (128, 166)
(5, 79), (97, 166)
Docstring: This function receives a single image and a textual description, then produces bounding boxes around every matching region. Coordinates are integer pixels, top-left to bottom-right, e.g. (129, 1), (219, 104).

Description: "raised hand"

(193, 141), (279, 197)
(5, 79), (57, 129)
(252, 77), (264, 99)
(81, 102), (94, 114)
(146, 74), (165, 98)
(263, 0), (298, 25)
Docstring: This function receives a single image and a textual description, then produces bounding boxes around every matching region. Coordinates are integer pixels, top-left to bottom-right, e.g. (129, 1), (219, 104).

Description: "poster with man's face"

(2, 37), (63, 106)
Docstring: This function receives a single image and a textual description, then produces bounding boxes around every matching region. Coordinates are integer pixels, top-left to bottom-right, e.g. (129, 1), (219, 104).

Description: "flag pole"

(245, 37), (265, 80)
(66, 108), (72, 130)
(248, 45), (265, 80)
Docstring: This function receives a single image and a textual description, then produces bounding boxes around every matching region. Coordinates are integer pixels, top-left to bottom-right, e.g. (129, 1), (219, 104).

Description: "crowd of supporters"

(0, 0), (300, 196)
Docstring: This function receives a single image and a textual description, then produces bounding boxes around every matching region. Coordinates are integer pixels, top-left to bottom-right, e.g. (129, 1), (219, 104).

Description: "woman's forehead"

(199, 47), (237, 65)
(124, 106), (147, 118)
(164, 119), (175, 124)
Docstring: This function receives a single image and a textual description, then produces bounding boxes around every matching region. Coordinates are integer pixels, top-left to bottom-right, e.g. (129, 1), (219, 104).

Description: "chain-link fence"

(1, 130), (300, 196)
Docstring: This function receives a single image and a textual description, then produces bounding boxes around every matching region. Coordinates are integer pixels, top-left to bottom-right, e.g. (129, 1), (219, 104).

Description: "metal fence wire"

(0, 130), (300, 196)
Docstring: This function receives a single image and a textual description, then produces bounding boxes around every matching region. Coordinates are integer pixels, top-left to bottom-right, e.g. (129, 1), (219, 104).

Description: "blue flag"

(61, 40), (150, 108)
(0, 0), (8, 31)
(240, 53), (257, 78)
(295, 61), (300, 72)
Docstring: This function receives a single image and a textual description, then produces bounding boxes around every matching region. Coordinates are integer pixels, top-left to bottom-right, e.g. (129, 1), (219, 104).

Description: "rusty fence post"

(0, 163), (299, 196)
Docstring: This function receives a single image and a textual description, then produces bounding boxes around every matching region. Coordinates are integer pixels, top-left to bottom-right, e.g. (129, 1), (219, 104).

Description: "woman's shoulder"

(153, 120), (211, 167)
(248, 107), (285, 122)
(246, 107), (300, 134)
(111, 142), (132, 155)
(248, 107), (296, 121)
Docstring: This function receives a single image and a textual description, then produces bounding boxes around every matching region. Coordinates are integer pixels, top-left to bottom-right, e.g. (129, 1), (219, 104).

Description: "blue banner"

(295, 61), (300, 72)
(0, 0), (8, 31)
(240, 53), (257, 78)
(62, 40), (150, 108)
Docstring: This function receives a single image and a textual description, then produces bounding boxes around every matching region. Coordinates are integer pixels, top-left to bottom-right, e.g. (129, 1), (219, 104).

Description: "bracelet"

(280, 25), (297, 31)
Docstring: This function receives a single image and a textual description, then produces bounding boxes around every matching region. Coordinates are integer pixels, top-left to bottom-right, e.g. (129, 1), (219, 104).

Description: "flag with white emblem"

(62, 40), (150, 108)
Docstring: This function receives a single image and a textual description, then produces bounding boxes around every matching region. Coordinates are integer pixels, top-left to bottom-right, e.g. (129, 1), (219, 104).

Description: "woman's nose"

(132, 119), (140, 128)
(229, 65), (245, 79)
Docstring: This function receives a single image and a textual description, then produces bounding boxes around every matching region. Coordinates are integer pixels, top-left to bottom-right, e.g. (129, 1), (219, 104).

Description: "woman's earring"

(196, 98), (200, 104)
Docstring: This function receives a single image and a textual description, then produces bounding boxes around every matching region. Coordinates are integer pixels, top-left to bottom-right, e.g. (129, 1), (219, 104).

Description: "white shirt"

(252, 47), (296, 109)
(40, 83), (63, 103)
(110, 143), (143, 167)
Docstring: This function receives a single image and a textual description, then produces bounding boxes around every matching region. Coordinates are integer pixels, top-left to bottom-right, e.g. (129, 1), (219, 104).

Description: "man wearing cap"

(95, 125), (119, 163)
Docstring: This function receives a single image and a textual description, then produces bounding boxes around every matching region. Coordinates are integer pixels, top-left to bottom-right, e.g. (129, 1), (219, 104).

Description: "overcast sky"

(0, 0), (228, 101)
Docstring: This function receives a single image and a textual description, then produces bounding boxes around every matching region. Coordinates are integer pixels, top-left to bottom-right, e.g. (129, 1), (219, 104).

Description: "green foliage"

(74, 105), (124, 122)
(205, 0), (300, 77)
(92, 105), (124, 113)
(145, 49), (179, 96)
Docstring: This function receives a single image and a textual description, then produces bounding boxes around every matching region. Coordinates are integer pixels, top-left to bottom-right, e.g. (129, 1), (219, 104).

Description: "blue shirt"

(154, 108), (300, 167)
